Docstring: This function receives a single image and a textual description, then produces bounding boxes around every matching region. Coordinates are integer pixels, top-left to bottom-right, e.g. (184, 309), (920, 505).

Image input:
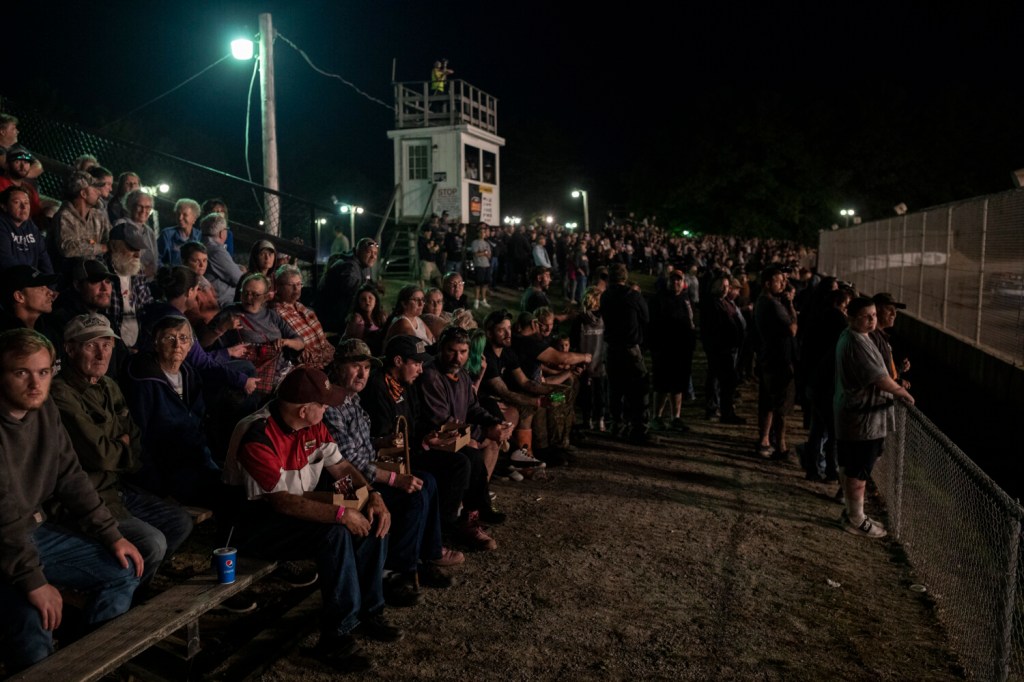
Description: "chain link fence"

(0, 96), (345, 271)
(818, 189), (1024, 367)
(875, 403), (1023, 681)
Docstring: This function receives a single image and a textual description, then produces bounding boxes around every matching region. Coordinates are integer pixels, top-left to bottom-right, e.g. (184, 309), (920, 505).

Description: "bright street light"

(566, 222), (578, 229)
(157, 183), (170, 194)
(839, 208), (856, 227)
(339, 204), (364, 246)
(571, 189), (590, 232)
(503, 216), (521, 226)
(545, 215), (554, 224)
(231, 38), (255, 61)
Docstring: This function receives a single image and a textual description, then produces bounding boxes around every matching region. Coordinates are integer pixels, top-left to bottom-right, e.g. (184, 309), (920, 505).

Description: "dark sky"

(4, 2), (1023, 240)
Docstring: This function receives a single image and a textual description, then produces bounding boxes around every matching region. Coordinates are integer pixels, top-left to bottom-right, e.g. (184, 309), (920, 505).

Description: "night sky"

(4, 2), (1023, 242)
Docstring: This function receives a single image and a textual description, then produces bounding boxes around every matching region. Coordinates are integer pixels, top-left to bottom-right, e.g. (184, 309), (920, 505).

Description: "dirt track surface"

(251, 395), (963, 682)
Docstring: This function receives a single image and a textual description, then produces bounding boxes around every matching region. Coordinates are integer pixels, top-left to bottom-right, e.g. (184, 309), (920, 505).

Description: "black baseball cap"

(383, 334), (432, 363)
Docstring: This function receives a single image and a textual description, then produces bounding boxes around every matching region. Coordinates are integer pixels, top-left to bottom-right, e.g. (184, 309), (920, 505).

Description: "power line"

(100, 53), (233, 131)
(275, 31), (395, 112)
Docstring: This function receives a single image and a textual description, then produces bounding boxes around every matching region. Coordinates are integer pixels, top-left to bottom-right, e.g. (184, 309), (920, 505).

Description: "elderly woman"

(199, 212), (243, 307)
(383, 285), (435, 346)
(649, 269), (696, 432)
(125, 315), (221, 505)
(218, 272), (303, 393)
(157, 198), (201, 266)
(0, 186), (52, 273)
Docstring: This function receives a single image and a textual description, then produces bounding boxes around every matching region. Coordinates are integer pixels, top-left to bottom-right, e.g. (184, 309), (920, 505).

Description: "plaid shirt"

(106, 269), (153, 343)
(273, 300), (333, 368)
(323, 393), (376, 482)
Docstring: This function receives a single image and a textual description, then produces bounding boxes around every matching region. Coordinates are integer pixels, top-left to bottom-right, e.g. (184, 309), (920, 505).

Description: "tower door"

(401, 139), (432, 220)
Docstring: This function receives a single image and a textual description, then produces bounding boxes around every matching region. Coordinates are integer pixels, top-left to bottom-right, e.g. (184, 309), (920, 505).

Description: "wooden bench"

(10, 558), (278, 682)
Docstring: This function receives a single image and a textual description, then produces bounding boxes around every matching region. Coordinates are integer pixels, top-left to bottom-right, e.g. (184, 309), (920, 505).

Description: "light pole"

(232, 13), (280, 236)
(840, 208), (855, 228)
(340, 204), (364, 247)
(571, 189), (590, 232)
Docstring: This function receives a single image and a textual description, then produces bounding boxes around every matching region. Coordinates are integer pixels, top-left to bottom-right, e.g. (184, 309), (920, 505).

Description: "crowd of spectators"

(0, 110), (912, 674)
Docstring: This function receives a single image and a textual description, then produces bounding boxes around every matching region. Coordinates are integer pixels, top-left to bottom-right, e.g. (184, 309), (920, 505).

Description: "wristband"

(335, 506), (345, 523)
(388, 471), (397, 486)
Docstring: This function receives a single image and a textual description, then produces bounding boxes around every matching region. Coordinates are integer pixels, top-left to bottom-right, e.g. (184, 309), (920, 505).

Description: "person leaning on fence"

(834, 297), (915, 539)
(0, 329), (144, 673)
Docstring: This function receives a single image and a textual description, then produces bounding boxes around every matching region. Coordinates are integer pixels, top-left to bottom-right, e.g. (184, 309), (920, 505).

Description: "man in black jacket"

(600, 264), (653, 444)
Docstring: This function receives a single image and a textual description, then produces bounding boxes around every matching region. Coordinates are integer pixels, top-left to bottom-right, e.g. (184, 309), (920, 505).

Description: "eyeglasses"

(159, 333), (193, 346)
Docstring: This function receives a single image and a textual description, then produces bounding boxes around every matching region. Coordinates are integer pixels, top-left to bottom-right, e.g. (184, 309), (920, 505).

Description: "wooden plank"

(11, 559), (278, 682)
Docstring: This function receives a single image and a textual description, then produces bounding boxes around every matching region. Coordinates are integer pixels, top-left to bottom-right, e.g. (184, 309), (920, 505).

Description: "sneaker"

(355, 612), (404, 642)
(670, 418), (690, 433)
(474, 299), (481, 309)
(309, 633), (371, 673)
(509, 447), (546, 468)
(482, 300), (491, 308)
(597, 418), (606, 432)
(217, 593), (257, 614)
(458, 512), (498, 551)
(418, 563), (454, 589)
(586, 418), (595, 430)
(506, 466), (524, 482)
(383, 573), (422, 608)
(273, 561), (319, 588)
(840, 511), (887, 538)
(478, 503), (507, 525)
(431, 546), (466, 567)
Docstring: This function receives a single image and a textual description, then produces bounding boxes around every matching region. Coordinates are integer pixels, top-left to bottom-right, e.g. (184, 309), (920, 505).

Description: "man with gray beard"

(105, 223), (153, 348)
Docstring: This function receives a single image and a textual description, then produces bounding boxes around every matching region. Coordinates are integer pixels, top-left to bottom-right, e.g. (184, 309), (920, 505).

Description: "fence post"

(976, 198), (988, 345)
(996, 513), (1021, 682)
(918, 213), (927, 315)
(942, 206), (952, 330)
(899, 215), (907, 305)
(892, 404), (906, 539)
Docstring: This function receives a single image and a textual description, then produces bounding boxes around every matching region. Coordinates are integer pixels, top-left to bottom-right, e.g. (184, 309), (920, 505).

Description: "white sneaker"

(509, 447), (546, 469)
(482, 299), (491, 308)
(598, 418), (606, 432)
(474, 299), (480, 310)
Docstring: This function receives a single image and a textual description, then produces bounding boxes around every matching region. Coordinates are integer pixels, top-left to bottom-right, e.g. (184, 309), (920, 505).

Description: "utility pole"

(259, 13), (280, 236)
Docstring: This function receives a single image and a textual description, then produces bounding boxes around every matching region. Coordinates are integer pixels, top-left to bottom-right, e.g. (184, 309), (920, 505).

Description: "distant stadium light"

(545, 215), (554, 224)
(231, 38), (255, 61)
(157, 183), (170, 194)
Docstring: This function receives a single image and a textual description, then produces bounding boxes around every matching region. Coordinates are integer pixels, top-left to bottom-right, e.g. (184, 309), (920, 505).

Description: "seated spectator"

(243, 240), (278, 301)
(0, 265), (60, 342)
(223, 367), (400, 673)
(106, 223), (154, 349)
(107, 171), (140, 225)
(416, 326), (513, 551)
(51, 314), (193, 585)
(157, 198), (201, 266)
(324, 338), (457, 605)
(0, 329), (143, 673)
(180, 242), (221, 326)
(441, 272), (469, 313)
(421, 287), (449, 339)
(0, 115), (44, 180)
(342, 283), (387, 355)
(217, 273), (303, 395)
(383, 285), (435, 346)
(0, 185), (52, 273)
(124, 315), (222, 505)
(116, 189), (159, 280)
(201, 198), (234, 255)
(200, 212), (243, 307)
(315, 237), (379, 335)
(50, 171), (111, 274)
(0, 146), (46, 223)
(49, 259), (130, 377)
(88, 166), (114, 213)
(272, 264), (335, 369)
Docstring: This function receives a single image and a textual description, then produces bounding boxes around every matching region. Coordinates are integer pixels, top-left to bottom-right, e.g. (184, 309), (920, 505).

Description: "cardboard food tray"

(376, 445), (410, 474)
(435, 422), (472, 452)
(304, 486), (369, 511)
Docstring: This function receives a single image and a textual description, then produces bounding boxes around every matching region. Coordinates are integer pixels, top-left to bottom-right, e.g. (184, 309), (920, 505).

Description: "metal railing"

(817, 189), (1024, 367)
(393, 79), (498, 133)
(875, 402), (1023, 680)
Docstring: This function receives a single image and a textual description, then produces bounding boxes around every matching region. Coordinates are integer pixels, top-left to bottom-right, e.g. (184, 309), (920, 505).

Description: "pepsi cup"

(213, 547), (237, 584)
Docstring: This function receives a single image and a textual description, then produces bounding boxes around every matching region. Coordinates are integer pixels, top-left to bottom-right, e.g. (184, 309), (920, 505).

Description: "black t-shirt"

(520, 288), (550, 313)
(511, 334), (549, 380)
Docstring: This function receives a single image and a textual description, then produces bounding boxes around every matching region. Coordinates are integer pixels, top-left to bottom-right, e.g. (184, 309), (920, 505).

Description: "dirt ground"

(172, 382), (963, 681)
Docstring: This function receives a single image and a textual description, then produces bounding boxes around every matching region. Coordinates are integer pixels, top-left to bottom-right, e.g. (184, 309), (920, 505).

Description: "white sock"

(848, 496), (865, 525)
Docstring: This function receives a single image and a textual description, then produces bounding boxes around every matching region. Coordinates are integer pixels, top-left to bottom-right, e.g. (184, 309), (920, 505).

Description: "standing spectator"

(0, 329), (143, 673)
(834, 297), (914, 537)
(532, 234), (552, 269)
(417, 225), (442, 290)
(157, 198), (201, 266)
(701, 275), (747, 425)
(570, 287), (607, 431)
(444, 224), (465, 274)
(649, 269), (695, 432)
(315, 238), (379, 335)
(469, 225), (492, 308)
(0, 186), (52, 273)
(753, 266), (798, 459)
(601, 264), (652, 443)
(506, 225), (532, 288)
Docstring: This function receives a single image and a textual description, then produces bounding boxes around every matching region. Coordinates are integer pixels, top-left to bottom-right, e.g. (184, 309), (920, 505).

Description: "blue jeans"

(239, 505), (386, 637)
(0, 523), (140, 671)
(120, 484), (194, 584)
(378, 471), (442, 573)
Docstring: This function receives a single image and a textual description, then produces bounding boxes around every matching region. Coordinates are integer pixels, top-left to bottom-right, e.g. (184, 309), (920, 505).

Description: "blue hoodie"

(0, 211), (53, 273)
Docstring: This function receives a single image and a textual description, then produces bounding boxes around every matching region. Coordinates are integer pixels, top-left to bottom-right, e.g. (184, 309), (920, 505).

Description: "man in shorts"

(833, 297), (915, 538)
